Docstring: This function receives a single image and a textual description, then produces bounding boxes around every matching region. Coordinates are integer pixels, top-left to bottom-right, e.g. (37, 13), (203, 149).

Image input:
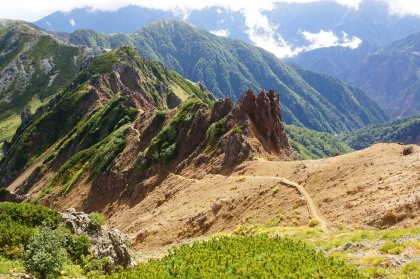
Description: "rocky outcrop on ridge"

(62, 208), (134, 268)
(199, 88), (294, 170)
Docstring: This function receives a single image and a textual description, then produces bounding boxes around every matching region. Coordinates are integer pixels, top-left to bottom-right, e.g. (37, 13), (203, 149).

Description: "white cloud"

(301, 30), (362, 50)
(0, 1), (418, 22)
(341, 31), (362, 49)
(69, 19), (76, 27)
(385, 0), (420, 17)
(302, 30), (340, 49)
(210, 29), (230, 37)
(241, 7), (301, 57)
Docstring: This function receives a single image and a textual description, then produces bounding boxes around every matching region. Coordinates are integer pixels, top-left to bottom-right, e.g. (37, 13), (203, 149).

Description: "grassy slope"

(0, 22), (83, 144)
(0, 46), (214, 190)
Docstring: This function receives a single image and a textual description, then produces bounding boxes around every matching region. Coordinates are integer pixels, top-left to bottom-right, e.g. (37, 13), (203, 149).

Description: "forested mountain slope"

(61, 20), (388, 133)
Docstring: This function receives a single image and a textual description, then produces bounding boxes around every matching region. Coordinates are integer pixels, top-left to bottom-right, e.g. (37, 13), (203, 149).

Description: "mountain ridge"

(292, 31), (420, 119)
(34, 0), (420, 48)
(0, 20), (99, 147)
(0, 45), (293, 192)
(60, 19), (389, 133)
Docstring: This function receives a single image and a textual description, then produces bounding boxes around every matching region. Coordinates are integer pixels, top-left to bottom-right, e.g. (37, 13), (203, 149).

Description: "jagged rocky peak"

(181, 88), (294, 173)
(233, 89), (290, 156)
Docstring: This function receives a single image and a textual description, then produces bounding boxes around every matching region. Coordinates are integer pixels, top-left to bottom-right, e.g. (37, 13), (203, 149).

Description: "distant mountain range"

(35, 0), (420, 50)
(31, 0), (420, 121)
(347, 32), (420, 119)
(289, 41), (378, 81)
(292, 32), (420, 119)
(58, 19), (388, 133)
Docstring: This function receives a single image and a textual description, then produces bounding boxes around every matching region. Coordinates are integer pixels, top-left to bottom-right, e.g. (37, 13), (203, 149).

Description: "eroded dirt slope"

(48, 143), (419, 250)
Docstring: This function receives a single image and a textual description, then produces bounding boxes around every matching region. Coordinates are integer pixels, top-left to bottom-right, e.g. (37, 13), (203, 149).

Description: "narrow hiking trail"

(228, 175), (329, 232)
(175, 173), (330, 232)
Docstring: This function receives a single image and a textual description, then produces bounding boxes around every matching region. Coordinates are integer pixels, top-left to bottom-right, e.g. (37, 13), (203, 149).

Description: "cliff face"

(233, 89), (291, 157)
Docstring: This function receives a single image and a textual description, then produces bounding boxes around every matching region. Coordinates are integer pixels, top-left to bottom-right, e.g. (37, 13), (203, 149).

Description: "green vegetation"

(84, 257), (114, 276)
(0, 22), (84, 145)
(342, 115), (420, 150)
(0, 202), (61, 259)
(25, 226), (68, 279)
(379, 242), (406, 255)
(0, 84), (92, 187)
(0, 255), (25, 275)
(286, 124), (353, 159)
(402, 262), (420, 278)
(166, 70), (215, 106)
(139, 98), (203, 168)
(0, 202), (121, 278)
(216, 224), (420, 279)
(103, 235), (364, 279)
(37, 123), (129, 199)
(68, 20), (388, 133)
(66, 234), (91, 265)
(75, 50), (120, 84)
(231, 126), (243, 135)
(89, 212), (106, 229)
(206, 119), (225, 145)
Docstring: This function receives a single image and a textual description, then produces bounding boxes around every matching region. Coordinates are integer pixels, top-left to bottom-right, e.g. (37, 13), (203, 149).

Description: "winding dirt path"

(131, 125), (141, 141)
(212, 174), (329, 231)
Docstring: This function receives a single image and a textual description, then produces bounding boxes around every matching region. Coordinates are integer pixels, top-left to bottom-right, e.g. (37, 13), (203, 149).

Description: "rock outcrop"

(61, 208), (134, 268)
(231, 89), (292, 157)
(20, 106), (32, 128)
(150, 88), (294, 175)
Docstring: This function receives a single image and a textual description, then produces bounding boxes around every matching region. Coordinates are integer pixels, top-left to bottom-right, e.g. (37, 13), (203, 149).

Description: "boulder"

(61, 208), (134, 268)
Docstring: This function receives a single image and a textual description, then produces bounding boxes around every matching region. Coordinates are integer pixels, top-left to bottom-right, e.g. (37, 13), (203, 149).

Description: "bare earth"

(61, 143), (419, 250)
(9, 143), (420, 251)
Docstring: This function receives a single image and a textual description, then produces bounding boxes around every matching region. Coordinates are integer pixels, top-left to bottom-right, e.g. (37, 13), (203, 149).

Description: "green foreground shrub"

(66, 234), (91, 265)
(0, 202), (60, 259)
(25, 227), (67, 279)
(89, 212), (106, 229)
(103, 235), (365, 279)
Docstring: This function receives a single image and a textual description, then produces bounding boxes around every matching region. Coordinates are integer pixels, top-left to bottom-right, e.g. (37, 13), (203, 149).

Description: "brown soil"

(25, 143), (418, 252)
